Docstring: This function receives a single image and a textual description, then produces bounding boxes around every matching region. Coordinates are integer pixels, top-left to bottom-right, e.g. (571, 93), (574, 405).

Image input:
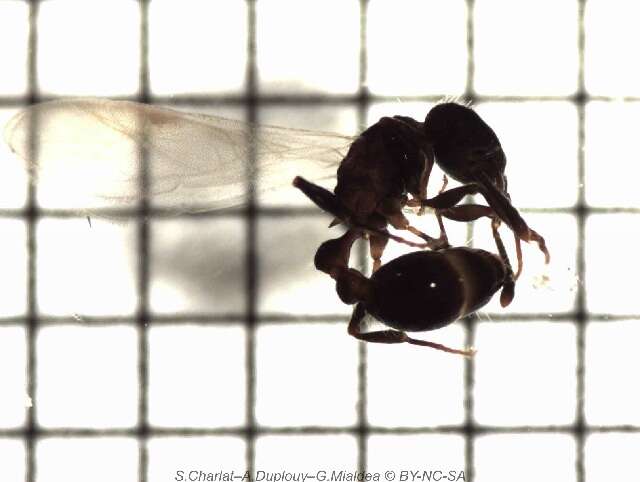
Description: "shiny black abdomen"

(366, 251), (465, 332)
(365, 247), (505, 332)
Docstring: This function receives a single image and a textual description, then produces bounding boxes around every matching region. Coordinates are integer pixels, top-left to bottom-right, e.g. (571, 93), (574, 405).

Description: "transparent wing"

(3, 98), (354, 212)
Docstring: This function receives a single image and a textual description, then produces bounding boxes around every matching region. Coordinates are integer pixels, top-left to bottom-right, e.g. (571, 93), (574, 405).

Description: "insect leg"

(416, 146), (435, 216)
(473, 172), (550, 264)
(431, 175), (450, 248)
(377, 196), (450, 250)
(491, 218), (516, 307)
(439, 204), (494, 222)
(411, 180), (546, 275)
(513, 231), (523, 280)
(408, 183), (481, 209)
(347, 304), (475, 356)
(368, 232), (389, 273)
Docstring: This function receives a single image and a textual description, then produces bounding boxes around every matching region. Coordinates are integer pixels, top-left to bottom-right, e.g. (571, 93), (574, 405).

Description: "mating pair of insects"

(5, 99), (548, 356)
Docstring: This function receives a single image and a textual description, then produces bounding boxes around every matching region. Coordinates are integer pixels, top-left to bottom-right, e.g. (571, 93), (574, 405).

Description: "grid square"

(255, 323), (358, 427)
(147, 103), (249, 212)
(475, 434), (576, 482)
(585, 320), (640, 426)
(0, 1), (29, 96)
(478, 213), (578, 315)
(255, 434), (358, 472)
(585, 433), (640, 482)
(150, 218), (245, 315)
(148, 436), (247, 481)
(367, 325), (466, 427)
(474, 0), (578, 96)
(148, 324), (246, 428)
(0, 327), (27, 429)
(18, 105), (139, 211)
(257, 217), (351, 316)
(0, 439), (25, 482)
(0, 219), (27, 317)
(148, 0), (247, 96)
(475, 102), (579, 208)
(256, 0), (360, 95)
(37, 437), (138, 482)
(586, 214), (640, 315)
(37, 218), (138, 317)
(36, 325), (138, 428)
(257, 104), (359, 208)
(585, 101), (640, 208)
(367, 0), (467, 96)
(585, 0), (640, 96)
(367, 434), (465, 474)
(474, 321), (577, 426)
(37, 0), (140, 96)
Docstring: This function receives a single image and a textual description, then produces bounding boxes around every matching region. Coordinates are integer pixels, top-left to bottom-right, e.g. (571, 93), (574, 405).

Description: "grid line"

(574, 2), (588, 481)
(463, 1), (477, 480)
(2, 422), (639, 439)
(244, 0), (258, 478)
(136, 2), (151, 482)
(24, 2), (40, 482)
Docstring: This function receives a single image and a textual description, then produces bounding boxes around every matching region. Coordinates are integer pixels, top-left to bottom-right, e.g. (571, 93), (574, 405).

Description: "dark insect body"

(294, 102), (549, 355)
(295, 102), (549, 279)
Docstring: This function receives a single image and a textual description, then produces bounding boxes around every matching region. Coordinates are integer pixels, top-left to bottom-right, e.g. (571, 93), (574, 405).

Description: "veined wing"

(3, 98), (354, 212)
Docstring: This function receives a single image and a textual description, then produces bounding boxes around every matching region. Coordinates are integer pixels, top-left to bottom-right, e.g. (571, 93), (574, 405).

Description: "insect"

(3, 98), (538, 354)
(312, 227), (511, 356)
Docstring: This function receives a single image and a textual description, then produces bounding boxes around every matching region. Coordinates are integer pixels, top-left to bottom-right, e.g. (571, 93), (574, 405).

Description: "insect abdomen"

(367, 248), (505, 332)
(367, 251), (465, 332)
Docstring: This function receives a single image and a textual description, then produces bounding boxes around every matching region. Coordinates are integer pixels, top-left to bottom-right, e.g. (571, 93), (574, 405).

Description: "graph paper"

(0, 1), (639, 482)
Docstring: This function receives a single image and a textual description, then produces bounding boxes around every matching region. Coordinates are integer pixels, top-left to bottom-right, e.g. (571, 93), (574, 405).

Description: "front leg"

(347, 304), (475, 356)
(474, 172), (550, 265)
(408, 181), (540, 278)
(490, 218), (516, 307)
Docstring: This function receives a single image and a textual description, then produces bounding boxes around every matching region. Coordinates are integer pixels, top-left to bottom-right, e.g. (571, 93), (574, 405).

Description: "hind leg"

(347, 304), (475, 356)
